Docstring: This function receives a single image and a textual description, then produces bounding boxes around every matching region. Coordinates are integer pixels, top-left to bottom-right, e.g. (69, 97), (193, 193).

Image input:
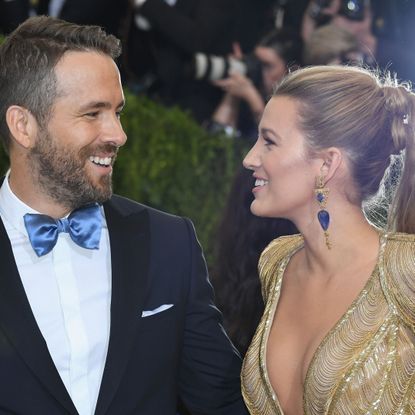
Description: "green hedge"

(115, 92), (248, 262)
(0, 92), (248, 264)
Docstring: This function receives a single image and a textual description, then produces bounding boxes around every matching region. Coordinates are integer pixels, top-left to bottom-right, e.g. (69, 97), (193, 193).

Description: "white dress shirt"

(0, 173), (112, 415)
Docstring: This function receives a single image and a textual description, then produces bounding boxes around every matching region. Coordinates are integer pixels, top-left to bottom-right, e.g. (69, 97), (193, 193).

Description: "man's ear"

(318, 147), (342, 184)
(5, 106), (38, 149)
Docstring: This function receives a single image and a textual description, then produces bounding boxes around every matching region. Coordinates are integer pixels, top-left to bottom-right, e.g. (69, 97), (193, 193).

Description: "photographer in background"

(125, 0), (238, 123)
(302, 0), (415, 83)
(302, 0), (376, 64)
(303, 23), (363, 65)
(208, 29), (303, 139)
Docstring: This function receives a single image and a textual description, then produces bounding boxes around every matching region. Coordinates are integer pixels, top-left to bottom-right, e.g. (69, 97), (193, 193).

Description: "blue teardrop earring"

(315, 175), (331, 249)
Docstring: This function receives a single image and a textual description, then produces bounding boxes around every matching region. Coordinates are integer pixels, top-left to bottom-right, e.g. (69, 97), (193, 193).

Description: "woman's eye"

(264, 137), (275, 146)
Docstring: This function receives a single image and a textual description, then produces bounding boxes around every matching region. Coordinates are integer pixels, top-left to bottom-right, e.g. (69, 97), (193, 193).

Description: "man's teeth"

(89, 156), (112, 166)
(255, 179), (268, 187)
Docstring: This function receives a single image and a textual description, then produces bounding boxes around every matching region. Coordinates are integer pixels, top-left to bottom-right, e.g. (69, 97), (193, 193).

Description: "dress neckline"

(259, 231), (387, 415)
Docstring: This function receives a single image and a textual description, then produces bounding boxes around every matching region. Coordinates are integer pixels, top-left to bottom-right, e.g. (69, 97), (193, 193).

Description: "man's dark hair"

(0, 15), (121, 153)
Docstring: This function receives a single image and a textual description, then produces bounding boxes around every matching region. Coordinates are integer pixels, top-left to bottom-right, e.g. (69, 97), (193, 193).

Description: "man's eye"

(116, 111), (123, 119)
(85, 112), (99, 118)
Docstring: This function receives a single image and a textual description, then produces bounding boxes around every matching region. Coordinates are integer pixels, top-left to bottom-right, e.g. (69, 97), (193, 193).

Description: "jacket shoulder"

(107, 195), (197, 247)
(108, 195), (185, 224)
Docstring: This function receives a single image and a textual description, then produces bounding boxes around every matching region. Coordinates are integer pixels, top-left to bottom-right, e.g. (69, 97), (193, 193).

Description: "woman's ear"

(319, 147), (343, 184)
(5, 106), (38, 149)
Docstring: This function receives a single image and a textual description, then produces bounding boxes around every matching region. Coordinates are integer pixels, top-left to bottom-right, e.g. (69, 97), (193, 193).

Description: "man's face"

(28, 51), (127, 210)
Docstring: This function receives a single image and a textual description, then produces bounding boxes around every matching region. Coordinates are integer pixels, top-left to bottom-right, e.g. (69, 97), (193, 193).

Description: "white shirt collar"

(0, 170), (40, 237)
(0, 170), (107, 238)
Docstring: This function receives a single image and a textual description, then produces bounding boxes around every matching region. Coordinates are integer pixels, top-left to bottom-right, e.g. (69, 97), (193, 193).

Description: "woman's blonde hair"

(273, 65), (415, 233)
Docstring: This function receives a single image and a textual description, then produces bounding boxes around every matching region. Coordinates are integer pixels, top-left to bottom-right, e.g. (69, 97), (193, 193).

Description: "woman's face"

(243, 96), (320, 220)
(254, 46), (287, 94)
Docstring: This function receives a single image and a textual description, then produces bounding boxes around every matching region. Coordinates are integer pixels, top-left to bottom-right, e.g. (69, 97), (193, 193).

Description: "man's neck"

(8, 170), (71, 218)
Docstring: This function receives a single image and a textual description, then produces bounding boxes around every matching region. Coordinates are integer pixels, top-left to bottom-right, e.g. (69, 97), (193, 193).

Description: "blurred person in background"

(124, 0), (238, 123)
(209, 28), (303, 139)
(303, 23), (363, 65)
(302, 0), (415, 82)
(302, 0), (376, 64)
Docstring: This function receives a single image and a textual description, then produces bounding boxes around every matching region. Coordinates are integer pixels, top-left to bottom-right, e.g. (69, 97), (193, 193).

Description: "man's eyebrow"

(79, 100), (125, 112)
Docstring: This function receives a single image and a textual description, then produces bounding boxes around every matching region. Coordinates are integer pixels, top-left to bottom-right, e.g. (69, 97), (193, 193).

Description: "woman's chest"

(242, 272), (395, 415)
(266, 277), (378, 414)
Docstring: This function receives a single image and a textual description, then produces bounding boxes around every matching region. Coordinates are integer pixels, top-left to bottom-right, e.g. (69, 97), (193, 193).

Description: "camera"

(309, 0), (369, 22)
(192, 53), (263, 86)
(338, 0), (369, 21)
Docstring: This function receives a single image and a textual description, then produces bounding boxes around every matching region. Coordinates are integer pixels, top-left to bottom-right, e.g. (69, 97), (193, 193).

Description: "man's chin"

(87, 175), (113, 203)
(68, 186), (112, 211)
(89, 185), (113, 205)
(95, 191), (113, 205)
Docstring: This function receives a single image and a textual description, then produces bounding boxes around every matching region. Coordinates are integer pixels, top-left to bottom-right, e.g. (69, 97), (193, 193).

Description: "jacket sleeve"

(382, 233), (415, 331)
(178, 218), (248, 415)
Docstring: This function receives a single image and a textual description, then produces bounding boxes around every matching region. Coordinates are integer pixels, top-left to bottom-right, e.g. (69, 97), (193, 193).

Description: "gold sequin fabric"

(241, 232), (415, 414)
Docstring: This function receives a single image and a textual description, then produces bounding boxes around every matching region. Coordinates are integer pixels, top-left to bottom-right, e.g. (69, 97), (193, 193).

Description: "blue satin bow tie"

(23, 204), (102, 257)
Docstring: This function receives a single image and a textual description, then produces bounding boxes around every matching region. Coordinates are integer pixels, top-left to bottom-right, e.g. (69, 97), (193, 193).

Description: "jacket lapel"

(95, 199), (150, 415)
(0, 216), (78, 414)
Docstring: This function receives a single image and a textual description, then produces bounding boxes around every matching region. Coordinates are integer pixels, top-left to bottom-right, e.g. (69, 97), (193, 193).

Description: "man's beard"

(28, 129), (118, 211)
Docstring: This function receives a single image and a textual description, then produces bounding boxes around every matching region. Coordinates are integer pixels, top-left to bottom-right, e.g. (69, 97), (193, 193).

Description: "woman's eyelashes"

(263, 136), (276, 147)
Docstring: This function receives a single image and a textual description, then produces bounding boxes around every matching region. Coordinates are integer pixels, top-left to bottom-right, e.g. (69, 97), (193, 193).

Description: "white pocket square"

(141, 304), (174, 318)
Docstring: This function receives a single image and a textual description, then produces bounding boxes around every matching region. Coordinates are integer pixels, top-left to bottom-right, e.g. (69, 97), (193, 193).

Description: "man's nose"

(102, 115), (127, 147)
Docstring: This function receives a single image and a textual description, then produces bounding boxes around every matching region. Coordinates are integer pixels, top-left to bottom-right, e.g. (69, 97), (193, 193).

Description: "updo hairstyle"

(273, 65), (415, 233)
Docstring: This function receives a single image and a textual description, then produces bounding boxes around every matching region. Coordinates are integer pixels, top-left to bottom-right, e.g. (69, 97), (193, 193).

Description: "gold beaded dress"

(241, 232), (415, 414)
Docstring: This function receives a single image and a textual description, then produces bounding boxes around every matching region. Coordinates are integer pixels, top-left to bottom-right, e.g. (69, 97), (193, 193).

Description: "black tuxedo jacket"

(0, 195), (247, 414)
